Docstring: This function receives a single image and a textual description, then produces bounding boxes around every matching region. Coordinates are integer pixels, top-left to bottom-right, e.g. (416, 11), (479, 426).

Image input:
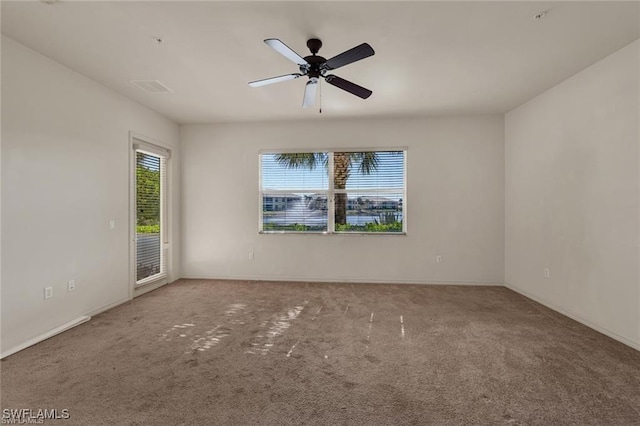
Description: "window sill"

(334, 232), (407, 236)
(135, 273), (167, 287)
(259, 231), (406, 236)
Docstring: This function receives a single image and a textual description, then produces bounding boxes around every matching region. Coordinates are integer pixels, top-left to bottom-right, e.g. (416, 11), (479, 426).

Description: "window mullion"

(258, 155), (264, 232)
(327, 152), (335, 234)
(403, 150), (407, 233)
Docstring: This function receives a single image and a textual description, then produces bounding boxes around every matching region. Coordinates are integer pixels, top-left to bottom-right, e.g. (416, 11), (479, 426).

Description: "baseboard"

(1, 316), (91, 359)
(180, 274), (503, 287)
(0, 284), (182, 360)
(2, 296), (131, 360)
(85, 296), (131, 317)
(505, 283), (640, 352)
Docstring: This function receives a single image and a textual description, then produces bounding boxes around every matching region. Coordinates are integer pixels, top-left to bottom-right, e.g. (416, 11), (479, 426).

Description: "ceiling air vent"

(130, 80), (173, 94)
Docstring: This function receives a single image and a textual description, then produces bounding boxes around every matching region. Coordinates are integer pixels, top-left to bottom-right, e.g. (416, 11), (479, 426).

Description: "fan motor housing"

(301, 38), (326, 78)
(302, 55), (327, 78)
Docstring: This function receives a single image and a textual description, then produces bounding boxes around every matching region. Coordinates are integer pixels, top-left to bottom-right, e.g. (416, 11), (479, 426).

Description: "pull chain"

(319, 79), (322, 114)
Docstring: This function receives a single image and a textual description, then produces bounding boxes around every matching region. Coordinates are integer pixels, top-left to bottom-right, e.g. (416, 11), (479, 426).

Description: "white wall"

(181, 115), (504, 285)
(1, 37), (180, 354)
(505, 40), (640, 349)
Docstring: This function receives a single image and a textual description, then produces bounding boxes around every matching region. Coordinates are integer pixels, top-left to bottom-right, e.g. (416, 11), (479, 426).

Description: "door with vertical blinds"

(135, 144), (169, 285)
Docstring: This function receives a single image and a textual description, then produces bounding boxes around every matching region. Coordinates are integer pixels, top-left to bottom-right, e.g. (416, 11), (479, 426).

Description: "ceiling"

(2, 1), (639, 124)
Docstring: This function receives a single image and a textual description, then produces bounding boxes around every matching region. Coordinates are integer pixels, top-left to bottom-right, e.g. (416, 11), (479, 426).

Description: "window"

(259, 150), (406, 234)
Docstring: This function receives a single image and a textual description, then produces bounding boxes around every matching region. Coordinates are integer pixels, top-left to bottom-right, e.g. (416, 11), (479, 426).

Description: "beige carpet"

(2, 279), (639, 425)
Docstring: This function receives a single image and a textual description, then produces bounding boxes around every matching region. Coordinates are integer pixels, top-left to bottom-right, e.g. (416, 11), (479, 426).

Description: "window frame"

(259, 148), (407, 235)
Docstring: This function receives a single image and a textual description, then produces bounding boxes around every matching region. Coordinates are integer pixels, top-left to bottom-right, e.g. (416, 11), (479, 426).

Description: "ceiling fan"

(249, 38), (375, 108)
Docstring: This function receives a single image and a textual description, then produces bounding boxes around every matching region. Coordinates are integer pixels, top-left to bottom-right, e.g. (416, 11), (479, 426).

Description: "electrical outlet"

(436, 255), (442, 263)
(44, 287), (54, 299)
(68, 280), (76, 291)
(109, 219), (116, 230)
(249, 251), (254, 260)
(544, 268), (550, 278)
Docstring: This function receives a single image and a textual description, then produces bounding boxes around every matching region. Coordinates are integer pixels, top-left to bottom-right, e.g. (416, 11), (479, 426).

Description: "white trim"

(129, 136), (136, 300)
(261, 188), (328, 194)
(1, 316), (91, 359)
(259, 231), (406, 236)
(135, 273), (167, 288)
(333, 188), (404, 194)
(505, 283), (640, 351)
(180, 274), (502, 287)
(160, 156), (168, 272)
(131, 135), (171, 159)
(327, 152), (335, 233)
(259, 231), (327, 235)
(129, 132), (173, 297)
(403, 150), (408, 233)
(258, 146), (409, 154)
(258, 153), (264, 232)
(135, 146), (171, 159)
(331, 231), (406, 236)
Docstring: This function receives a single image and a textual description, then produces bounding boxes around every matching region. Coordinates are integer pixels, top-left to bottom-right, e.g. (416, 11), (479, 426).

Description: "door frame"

(129, 132), (173, 299)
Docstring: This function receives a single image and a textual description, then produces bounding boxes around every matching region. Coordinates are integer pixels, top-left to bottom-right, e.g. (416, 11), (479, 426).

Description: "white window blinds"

(136, 150), (168, 283)
(259, 150), (405, 234)
(260, 152), (329, 232)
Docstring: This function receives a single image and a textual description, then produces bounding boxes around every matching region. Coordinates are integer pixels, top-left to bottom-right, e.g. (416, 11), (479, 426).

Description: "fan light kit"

(249, 38), (375, 108)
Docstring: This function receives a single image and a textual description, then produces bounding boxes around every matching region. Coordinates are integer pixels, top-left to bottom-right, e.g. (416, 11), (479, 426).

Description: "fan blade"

(302, 77), (319, 108)
(249, 73), (302, 87)
(324, 75), (372, 99)
(264, 39), (308, 66)
(323, 43), (375, 70)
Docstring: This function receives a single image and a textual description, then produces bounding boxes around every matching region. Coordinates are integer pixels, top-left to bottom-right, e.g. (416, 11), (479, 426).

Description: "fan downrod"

(302, 39), (326, 78)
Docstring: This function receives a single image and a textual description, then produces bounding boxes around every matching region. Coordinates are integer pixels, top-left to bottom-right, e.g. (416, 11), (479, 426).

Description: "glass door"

(135, 148), (167, 285)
